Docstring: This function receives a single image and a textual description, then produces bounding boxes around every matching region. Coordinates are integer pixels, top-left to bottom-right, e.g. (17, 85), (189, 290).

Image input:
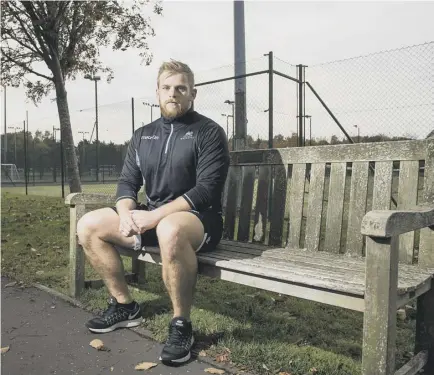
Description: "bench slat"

(223, 166), (240, 240)
(398, 161), (419, 263)
(253, 166), (270, 243)
(324, 163), (347, 253)
(196, 250), (432, 297)
(372, 161), (393, 210)
(346, 162), (369, 255)
(237, 166), (256, 242)
(287, 164), (306, 248)
(419, 139), (434, 268)
(305, 163), (326, 251)
(269, 165), (288, 246)
(212, 245), (433, 288)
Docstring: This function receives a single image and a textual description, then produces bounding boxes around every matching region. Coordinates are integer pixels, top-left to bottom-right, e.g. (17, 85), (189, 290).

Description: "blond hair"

(157, 60), (195, 89)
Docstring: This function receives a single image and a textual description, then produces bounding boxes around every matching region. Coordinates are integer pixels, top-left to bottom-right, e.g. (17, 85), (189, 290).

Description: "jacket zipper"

(164, 124), (173, 154)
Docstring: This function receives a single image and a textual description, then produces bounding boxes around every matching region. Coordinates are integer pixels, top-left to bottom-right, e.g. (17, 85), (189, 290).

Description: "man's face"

(157, 72), (196, 118)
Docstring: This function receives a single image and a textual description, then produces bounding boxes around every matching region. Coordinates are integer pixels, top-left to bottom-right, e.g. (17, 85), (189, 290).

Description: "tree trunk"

(55, 81), (82, 193)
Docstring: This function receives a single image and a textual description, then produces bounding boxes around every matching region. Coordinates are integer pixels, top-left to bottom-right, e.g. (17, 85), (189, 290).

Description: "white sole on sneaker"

(159, 336), (194, 363)
(87, 318), (142, 333)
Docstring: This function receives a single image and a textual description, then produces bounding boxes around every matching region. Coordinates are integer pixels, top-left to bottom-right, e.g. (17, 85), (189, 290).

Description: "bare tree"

(1, 0), (162, 192)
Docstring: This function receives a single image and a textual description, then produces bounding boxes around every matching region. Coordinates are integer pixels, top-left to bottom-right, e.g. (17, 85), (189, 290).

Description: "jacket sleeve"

(116, 133), (143, 203)
(182, 123), (230, 211)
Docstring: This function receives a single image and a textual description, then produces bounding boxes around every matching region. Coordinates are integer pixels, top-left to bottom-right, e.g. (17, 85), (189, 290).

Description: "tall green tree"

(1, 0), (162, 192)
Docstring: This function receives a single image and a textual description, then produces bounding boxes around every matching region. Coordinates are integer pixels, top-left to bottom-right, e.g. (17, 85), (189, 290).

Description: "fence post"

(297, 64), (306, 147)
(23, 120), (28, 195)
(131, 97), (135, 135)
(268, 51), (274, 149)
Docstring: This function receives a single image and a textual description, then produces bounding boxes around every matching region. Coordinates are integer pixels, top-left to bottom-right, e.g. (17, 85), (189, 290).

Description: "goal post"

(1, 164), (20, 182)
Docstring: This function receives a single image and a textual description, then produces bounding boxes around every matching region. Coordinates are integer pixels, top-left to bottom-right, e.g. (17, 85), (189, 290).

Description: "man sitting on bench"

(77, 60), (230, 364)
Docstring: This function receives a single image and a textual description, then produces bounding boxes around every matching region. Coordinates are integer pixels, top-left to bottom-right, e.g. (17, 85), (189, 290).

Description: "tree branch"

(3, 50), (53, 81)
(6, 2), (45, 57)
(3, 28), (40, 56)
(21, 1), (54, 68)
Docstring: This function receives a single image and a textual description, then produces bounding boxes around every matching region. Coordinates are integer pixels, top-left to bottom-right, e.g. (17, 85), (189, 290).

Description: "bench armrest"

(65, 192), (116, 205)
(361, 203), (434, 238)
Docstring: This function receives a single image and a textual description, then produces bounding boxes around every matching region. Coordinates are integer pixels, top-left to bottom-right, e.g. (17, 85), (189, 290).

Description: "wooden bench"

(66, 139), (434, 375)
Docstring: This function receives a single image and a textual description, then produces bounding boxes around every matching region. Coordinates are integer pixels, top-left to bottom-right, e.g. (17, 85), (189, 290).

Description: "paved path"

(1, 277), (232, 375)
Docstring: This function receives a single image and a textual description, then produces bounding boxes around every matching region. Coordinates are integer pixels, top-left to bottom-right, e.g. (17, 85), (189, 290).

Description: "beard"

(160, 100), (190, 119)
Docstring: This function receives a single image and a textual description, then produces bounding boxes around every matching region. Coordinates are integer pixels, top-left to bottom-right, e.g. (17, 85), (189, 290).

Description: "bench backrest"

(222, 139), (434, 267)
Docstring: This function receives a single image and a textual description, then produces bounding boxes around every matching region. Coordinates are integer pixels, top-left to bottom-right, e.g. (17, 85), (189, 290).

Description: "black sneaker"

(159, 317), (194, 364)
(85, 296), (142, 333)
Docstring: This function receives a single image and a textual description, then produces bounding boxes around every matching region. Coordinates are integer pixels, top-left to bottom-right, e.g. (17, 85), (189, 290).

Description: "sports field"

(1, 183), (118, 197)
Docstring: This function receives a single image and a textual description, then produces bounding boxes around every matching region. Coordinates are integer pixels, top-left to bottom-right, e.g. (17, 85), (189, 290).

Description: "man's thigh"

(78, 207), (135, 249)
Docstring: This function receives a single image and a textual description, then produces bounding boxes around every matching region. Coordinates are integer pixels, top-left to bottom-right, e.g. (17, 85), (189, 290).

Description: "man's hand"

(130, 210), (161, 234)
(119, 212), (141, 237)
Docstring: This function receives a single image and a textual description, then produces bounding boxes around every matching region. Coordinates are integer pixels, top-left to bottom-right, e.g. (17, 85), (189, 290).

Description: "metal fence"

(2, 42), (433, 196)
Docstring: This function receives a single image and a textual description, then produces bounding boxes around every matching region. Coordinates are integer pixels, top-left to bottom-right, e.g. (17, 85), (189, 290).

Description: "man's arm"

(116, 133), (143, 235)
(116, 132), (143, 208)
(181, 124), (230, 212)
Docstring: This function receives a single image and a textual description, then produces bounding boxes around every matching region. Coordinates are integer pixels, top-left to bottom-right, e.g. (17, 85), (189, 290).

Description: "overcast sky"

(2, 0), (434, 144)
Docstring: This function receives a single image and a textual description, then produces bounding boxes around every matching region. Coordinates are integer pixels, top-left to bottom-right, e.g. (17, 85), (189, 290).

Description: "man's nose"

(168, 87), (177, 97)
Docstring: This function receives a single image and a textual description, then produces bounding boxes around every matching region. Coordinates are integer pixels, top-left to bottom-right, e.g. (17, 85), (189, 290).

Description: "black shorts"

(111, 204), (223, 252)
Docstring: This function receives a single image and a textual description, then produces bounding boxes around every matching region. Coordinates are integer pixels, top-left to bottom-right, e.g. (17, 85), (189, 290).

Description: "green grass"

(1, 192), (417, 375)
(1, 183), (118, 197)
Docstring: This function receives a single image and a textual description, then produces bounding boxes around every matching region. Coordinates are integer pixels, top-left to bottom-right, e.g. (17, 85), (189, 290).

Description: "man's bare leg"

(156, 212), (204, 320)
(77, 208), (136, 304)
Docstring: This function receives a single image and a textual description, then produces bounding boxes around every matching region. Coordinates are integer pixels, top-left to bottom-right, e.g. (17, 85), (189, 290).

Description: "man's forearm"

(116, 198), (137, 216)
(153, 196), (191, 222)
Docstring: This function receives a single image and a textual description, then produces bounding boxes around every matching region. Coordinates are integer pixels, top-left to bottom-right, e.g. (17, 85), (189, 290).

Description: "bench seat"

(117, 239), (434, 313)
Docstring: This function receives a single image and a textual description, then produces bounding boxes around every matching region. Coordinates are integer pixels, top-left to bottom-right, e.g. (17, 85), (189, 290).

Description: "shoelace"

(102, 302), (119, 319)
(167, 324), (190, 347)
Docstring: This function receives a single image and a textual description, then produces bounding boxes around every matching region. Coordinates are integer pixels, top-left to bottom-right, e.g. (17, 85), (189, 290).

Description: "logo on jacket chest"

(180, 131), (194, 140)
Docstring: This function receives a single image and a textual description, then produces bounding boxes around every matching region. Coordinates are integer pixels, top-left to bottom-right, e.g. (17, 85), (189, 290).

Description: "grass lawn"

(1, 192), (417, 375)
(1, 183), (118, 197)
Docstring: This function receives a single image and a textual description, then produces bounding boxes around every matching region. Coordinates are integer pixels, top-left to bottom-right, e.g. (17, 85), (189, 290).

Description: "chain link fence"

(2, 42), (432, 196)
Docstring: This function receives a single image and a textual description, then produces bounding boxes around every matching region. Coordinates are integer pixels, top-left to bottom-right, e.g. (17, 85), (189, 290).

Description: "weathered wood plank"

(372, 161), (393, 210)
(287, 164), (306, 248)
(398, 161), (420, 263)
(237, 166), (256, 242)
(269, 165), (288, 246)
(324, 163), (347, 253)
(204, 248), (433, 293)
(305, 163), (326, 251)
(415, 281), (434, 373)
(223, 166), (240, 240)
(253, 166), (270, 243)
(362, 236), (398, 375)
(230, 140), (425, 165)
(361, 204), (434, 237)
(346, 162), (369, 255)
(394, 350), (428, 375)
(419, 139), (434, 268)
(66, 193), (116, 205)
(69, 204), (86, 298)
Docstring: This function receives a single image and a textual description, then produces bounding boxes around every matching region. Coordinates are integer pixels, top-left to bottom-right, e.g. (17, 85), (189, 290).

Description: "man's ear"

(191, 88), (197, 100)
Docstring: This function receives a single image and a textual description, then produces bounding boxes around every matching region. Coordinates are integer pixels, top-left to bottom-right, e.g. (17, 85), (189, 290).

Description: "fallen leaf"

(13, 242), (19, 245)
(5, 282), (17, 288)
(309, 368), (318, 374)
(262, 364), (270, 371)
(215, 353), (230, 363)
(204, 369), (225, 374)
(30, 248), (37, 252)
(110, 367), (114, 372)
(134, 362), (158, 370)
(199, 350), (207, 357)
(1, 346), (10, 354)
(89, 339), (104, 350)
(36, 271), (44, 275)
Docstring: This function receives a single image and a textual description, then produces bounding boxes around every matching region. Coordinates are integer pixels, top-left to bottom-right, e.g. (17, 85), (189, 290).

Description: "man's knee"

(77, 209), (111, 247)
(156, 217), (187, 260)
